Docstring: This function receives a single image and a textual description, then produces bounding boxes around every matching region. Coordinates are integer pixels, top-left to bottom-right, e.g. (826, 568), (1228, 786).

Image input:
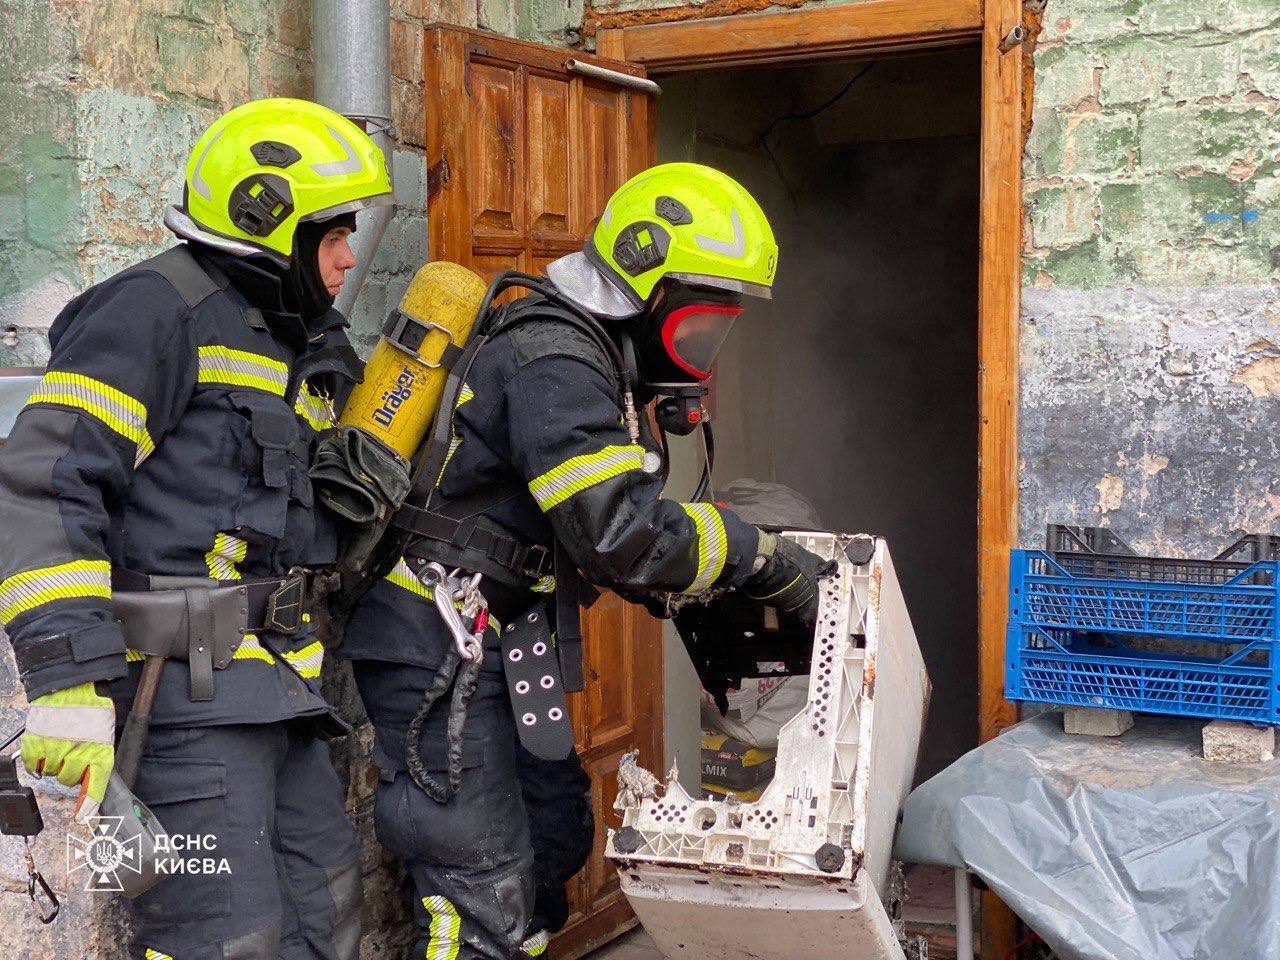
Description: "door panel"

(561, 598), (662, 956)
(467, 60), (524, 242)
(579, 84), (627, 234)
(585, 595), (635, 749)
(424, 25), (659, 959)
(526, 74), (575, 244)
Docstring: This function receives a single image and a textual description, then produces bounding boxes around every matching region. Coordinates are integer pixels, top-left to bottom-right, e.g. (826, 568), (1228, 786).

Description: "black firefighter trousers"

(365, 655), (592, 960)
(127, 721), (363, 960)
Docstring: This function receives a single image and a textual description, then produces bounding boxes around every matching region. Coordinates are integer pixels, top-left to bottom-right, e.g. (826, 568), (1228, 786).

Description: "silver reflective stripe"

(522, 930), (550, 957)
(386, 558), (433, 600)
(281, 640), (324, 679)
(310, 125), (364, 177)
(294, 385), (334, 430)
(422, 895), (462, 960)
(25, 371), (154, 465)
(25, 704), (114, 744)
(190, 129), (226, 202)
(528, 445), (647, 511)
(681, 502), (728, 594)
(0, 559), (112, 624)
(694, 208), (746, 259)
(205, 532), (248, 581)
(197, 345), (289, 396)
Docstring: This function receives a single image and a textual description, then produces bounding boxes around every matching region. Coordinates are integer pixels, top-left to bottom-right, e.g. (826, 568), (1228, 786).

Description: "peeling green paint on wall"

(1025, 2), (1280, 291)
(0, 132), (81, 296)
(1023, 0), (1280, 550)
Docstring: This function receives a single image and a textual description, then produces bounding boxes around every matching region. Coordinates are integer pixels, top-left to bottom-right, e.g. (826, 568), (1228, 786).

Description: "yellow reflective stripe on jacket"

(528, 444), (646, 511)
(522, 930), (549, 957)
(281, 640), (324, 679)
(383, 559), (502, 631)
(294, 384), (334, 430)
(232, 635), (275, 664)
(681, 503), (728, 594)
(204, 532), (248, 581)
(26, 371), (155, 465)
(422, 895), (462, 960)
(144, 950), (173, 960)
(436, 382), (473, 484)
(131, 634), (280, 667)
(386, 558), (433, 600)
(0, 559), (112, 624)
(133, 635), (276, 665)
(197, 345), (289, 396)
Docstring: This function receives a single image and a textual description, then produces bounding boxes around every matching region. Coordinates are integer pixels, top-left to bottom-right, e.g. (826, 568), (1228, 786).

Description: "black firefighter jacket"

(341, 297), (763, 771)
(0, 244), (349, 727)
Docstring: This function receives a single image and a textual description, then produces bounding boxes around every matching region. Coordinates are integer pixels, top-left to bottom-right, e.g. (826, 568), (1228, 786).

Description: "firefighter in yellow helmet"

(339, 163), (833, 959)
(0, 98), (391, 959)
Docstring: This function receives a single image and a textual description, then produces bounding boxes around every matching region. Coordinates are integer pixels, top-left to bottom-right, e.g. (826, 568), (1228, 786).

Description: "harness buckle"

(523, 544), (552, 579)
(265, 569), (307, 635)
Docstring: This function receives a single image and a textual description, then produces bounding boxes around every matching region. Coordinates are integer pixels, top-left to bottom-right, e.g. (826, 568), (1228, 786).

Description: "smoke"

(668, 59), (983, 781)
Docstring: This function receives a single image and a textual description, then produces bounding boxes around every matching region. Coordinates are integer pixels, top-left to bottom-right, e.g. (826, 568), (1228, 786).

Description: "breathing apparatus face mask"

(636, 280), (743, 436)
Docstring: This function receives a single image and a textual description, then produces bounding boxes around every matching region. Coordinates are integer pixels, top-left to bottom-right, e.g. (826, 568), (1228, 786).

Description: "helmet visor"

(661, 303), (743, 379)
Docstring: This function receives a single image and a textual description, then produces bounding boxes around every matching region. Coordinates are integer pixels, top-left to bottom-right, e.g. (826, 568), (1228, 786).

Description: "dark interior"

(659, 48), (982, 781)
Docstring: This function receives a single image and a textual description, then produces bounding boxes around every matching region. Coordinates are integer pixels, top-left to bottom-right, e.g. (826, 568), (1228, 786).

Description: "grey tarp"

(892, 713), (1280, 960)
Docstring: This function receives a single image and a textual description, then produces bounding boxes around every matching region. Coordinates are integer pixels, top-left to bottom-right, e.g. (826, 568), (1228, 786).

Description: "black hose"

(0, 726), (23, 753)
(481, 271), (632, 395)
(404, 649), (483, 803)
(692, 420), (715, 503)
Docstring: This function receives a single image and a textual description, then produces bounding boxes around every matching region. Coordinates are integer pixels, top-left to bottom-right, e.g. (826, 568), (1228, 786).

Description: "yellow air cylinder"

(340, 261), (488, 459)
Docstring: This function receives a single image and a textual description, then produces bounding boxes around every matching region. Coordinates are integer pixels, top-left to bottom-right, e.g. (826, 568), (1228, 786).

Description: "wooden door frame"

(599, 0), (1024, 953)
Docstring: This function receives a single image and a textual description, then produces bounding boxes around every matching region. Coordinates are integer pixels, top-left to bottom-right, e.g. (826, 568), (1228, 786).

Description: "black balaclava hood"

(283, 212), (357, 321)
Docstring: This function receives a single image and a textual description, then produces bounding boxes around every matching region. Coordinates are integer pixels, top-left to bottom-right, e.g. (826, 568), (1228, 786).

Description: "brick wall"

(1019, 0), (1280, 554)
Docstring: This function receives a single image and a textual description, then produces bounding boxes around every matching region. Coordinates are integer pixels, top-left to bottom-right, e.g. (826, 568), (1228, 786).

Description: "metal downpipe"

(313, 0), (396, 319)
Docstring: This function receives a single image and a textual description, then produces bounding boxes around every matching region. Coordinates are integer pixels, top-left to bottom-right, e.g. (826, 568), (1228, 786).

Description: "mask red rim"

(659, 302), (743, 380)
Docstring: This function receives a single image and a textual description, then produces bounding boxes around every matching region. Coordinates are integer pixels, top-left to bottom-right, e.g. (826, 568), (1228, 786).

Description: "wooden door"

(423, 25), (662, 959)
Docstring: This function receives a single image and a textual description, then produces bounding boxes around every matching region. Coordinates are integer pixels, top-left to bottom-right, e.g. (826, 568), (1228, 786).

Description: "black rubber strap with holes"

(501, 604), (573, 760)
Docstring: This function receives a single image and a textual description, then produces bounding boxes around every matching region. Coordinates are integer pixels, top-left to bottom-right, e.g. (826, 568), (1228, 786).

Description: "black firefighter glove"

(310, 425), (412, 525)
(743, 532), (838, 629)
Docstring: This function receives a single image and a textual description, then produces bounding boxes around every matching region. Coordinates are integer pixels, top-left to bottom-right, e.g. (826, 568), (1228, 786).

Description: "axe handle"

(114, 656), (166, 791)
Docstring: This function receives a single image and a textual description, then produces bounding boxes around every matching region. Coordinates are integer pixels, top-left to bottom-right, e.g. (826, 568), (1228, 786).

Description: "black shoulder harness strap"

(366, 274), (627, 691)
(134, 245), (223, 310)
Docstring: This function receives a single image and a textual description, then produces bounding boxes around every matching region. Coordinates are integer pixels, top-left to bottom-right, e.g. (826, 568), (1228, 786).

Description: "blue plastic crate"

(1006, 625), (1280, 724)
(1009, 549), (1280, 644)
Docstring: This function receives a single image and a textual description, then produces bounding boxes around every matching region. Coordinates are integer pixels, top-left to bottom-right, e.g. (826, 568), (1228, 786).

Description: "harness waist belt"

(392, 503), (553, 583)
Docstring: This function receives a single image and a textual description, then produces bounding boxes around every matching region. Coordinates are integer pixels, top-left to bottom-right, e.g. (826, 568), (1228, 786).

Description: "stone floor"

(584, 926), (664, 960)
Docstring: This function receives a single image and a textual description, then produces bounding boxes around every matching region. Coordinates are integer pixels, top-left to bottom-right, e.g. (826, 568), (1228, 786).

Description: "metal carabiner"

(25, 839), (58, 924)
(418, 563), (482, 662)
(457, 573), (489, 654)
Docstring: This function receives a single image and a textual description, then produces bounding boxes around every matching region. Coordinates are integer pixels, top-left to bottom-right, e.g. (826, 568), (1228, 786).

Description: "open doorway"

(660, 48), (981, 784)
